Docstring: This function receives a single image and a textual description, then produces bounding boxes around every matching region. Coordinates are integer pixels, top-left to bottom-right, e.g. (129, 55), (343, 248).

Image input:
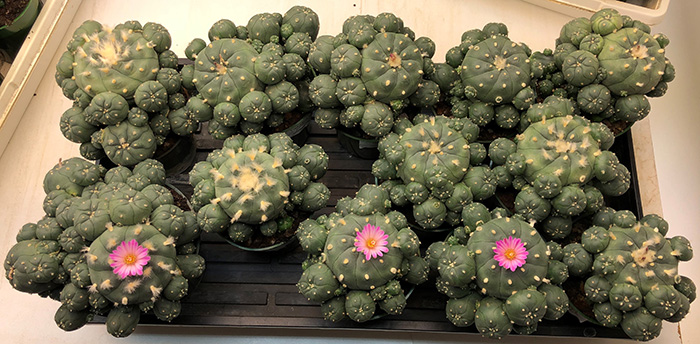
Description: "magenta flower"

(354, 223), (389, 261)
(493, 236), (528, 272)
(108, 239), (151, 279)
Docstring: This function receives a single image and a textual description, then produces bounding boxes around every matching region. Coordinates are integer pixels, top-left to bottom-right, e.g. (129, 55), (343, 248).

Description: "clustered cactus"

(189, 132), (330, 246)
(307, 13), (440, 137)
(427, 215), (571, 339)
(296, 184), (429, 322)
(488, 103), (629, 242)
(4, 158), (205, 337)
(571, 210), (694, 341)
(372, 115), (495, 230)
(440, 22), (537, 135)
(180, 6), (319, 139)
(550, 9), (674, 126)
(8, 5), (694, 342)
(55, 20), (200, 166)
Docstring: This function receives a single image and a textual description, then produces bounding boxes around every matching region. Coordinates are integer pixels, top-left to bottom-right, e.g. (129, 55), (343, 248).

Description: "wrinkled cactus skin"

(192, 133), (329, 244)
(577, 212), (694, 340)
(296, 184), (428, 322)
(4, 158), (204, 337)
(429, 215), (570, 338)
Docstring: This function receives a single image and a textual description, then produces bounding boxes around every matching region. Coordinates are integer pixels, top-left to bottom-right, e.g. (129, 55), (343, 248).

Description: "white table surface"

(0, 0), (698, 343)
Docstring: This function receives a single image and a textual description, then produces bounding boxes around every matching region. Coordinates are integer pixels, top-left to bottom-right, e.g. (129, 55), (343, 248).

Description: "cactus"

(550, 8), (674, 129)
(296, 184), (428, 322)
(4, 158), (204, 337)
(493, 114), (629, 227)
(185, 9), (320, 137)
(459, 35), (531, 105)
(55, 20), (200, 166)
(580, 212), (694, 341)
(430, 216), (570, 338)
(190, 133), (329, 246)
(306, 13), (436, 138)
(372, 116), (490, 230)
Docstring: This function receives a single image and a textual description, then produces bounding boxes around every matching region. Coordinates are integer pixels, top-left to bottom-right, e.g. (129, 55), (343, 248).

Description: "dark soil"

(0, 0), (29, 27)
(154, 135), (177, 156)
(477, 123), (518, 143)
(169, 187), (191, 212)
(495, 189), (517, 214)
(563, 278), (597, 321)
(602, 119), (633, 136)
(227, 212), (304, 249)
(270, 111), (305, 133)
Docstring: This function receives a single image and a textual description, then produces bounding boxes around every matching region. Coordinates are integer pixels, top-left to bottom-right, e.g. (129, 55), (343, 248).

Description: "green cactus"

(459, 35), (531, 104)
(192, 38), (261, 106)
(6, 158), (204, 337)
(296, 184), (427, 322)
(193, 134), (328, 245)
(580, 213), (694, 340)
(70, 26), (161, 99)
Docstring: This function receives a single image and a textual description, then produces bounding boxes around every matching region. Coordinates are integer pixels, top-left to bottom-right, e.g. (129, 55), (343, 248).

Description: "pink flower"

(354, 223), (389, 261)
(108, 239), (151, 279)
(493, 236), (528, 272)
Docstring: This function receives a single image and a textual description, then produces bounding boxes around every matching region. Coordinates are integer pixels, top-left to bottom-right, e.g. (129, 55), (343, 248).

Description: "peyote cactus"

(183, 7), (319, 138)
(490, 112), (628, 228)
(296, 184), (429, 322)
(56, 20), (199, 167)
(373, 115), (498, 230)
(577, 212), (694, 341)
(307, 12), (437, 138)
(430, 216), (570, 338)
(439, 23), (538, 135)
(552, 8), (675, 129)
(4, 158), (204, 337)
(189, 133), (329, 247)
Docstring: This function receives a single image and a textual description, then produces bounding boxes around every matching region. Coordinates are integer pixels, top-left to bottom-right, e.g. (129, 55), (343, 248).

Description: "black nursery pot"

(283, 113), (312, 146)
(153, 134), (197, 176)
(336, 127), (380, 159)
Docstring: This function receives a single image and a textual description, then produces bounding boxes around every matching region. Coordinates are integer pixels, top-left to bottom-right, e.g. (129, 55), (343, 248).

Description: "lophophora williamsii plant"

(552, 8), (675, 130)
(296, 184), (429, 322)
(188, 132), (330, 247)
(442, 22), (537, 137)
(569, 210), (694, 341)
(55, 20), (200, 166)
(180, 6), (319, 139)
(4, 158), (205, 337)
(488, 102), (630, 242)
(372, 115), (497, 231)
(307, 13), (440, 137)
(427, 215), (571, 338)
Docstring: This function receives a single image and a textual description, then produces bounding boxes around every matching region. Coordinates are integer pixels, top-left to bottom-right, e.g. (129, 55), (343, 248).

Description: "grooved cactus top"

(467, 217), (549, 299)
(460, 35), (531, 104)
(325, 213), (405, 290)
(212, 149), (290, 224)
(398, 116), (470, 185)
(598, 28), (665, 96)
(87, 224), (177, 306)
(73, 27), (160, 98)
(361, 32), (423, 103)
(192, 39), (261, 106)
(516, 115), (599, 186)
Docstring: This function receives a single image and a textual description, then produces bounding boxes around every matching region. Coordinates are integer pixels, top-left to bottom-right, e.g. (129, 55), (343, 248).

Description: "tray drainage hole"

(583, 327), (597, 337)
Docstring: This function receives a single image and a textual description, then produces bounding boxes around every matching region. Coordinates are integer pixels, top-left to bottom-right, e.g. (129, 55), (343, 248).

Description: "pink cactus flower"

(354, 223), (389, 261)
(493, 236), (528, 272)
(108, 239), (151, 279)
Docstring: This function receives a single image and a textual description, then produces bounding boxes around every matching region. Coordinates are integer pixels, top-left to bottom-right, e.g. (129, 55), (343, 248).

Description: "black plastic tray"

(111, 121), (641, 339)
